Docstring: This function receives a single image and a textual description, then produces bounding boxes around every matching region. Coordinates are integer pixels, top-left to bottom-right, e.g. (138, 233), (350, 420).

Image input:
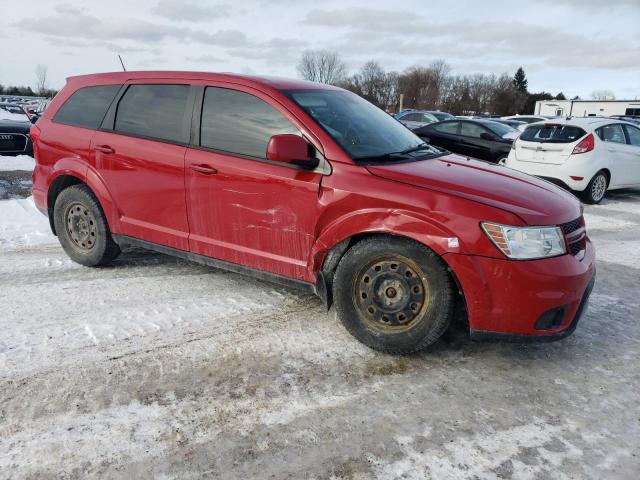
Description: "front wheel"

(332, 237), (454, 354)
(581, 171), (608, 204)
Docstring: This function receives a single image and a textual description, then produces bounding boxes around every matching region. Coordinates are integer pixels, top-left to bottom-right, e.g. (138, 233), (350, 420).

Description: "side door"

(458, 121), (493, 160)
(92, 82), (194, 250)
(597, 123), (632, 188)
(185, 85), (325, 281)
(622, 124), (640, 185)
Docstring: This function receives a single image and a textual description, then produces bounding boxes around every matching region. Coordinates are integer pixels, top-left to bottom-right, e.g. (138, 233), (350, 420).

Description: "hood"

(367, 154), (581, 225)
(0, 118), (32, 133)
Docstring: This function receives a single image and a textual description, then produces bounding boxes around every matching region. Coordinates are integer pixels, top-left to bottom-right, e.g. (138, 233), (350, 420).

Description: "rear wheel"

(332, 236), (454, 354)
(496, 155), (508, 165)
(581, 171), (608, 204)
(53, 185), (120, 266)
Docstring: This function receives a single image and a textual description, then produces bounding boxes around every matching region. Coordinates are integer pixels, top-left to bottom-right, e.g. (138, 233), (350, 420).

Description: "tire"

(53, 184), (120, 266)
(581, 171), (608, 204)
(496, 155), (508, 165)
(332, 236), (454, 354)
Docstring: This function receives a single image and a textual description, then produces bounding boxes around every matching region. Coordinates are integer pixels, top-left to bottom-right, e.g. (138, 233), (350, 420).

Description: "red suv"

(31, 72), (595, 354)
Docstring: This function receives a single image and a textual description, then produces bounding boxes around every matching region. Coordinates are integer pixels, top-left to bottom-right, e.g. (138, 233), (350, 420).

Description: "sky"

(1, 0), (639, 99)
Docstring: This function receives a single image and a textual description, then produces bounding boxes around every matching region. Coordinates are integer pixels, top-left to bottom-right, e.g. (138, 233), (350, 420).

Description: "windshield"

(284, 89), (437, 161)
(520, 124), (587, 143)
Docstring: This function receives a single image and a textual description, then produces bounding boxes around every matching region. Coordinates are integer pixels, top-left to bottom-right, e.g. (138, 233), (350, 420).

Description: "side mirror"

(480, 132), (495, 141)
(266, 134), (318, 170)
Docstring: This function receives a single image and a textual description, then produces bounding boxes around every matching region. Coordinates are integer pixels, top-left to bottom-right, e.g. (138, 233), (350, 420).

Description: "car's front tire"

(332, 236), (454, 354)
(53, 184), (120, 266)
(581, 170), (608, 204)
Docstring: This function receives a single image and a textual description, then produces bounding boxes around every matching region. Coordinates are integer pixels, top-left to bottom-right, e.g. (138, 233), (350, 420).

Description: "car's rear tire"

(332, 236), (454, 354)
(496, 155), (508, 165)
(53, 184), (120, 266)
(581, 171), (608, 204)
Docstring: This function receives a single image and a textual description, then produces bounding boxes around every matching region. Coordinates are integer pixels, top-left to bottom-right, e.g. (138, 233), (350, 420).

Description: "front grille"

(560, 217), (585, 256)
(0, 133), (27, 152)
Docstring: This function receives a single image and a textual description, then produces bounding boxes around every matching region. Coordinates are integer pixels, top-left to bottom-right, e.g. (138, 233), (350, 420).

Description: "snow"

(0, 109), (29, 121)
(0, 154), (35, 171)
(0, 196), (56, 249)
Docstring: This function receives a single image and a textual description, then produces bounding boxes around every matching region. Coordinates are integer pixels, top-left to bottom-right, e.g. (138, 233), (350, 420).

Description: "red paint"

(32, 71), (595, 337)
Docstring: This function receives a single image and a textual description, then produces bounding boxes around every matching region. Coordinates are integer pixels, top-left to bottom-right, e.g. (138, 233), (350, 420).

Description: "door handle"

(189, 164), (218, 175)
(95, 145), (115, 154)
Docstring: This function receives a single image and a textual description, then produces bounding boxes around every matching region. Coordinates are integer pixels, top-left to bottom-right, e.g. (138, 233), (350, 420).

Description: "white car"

(502, 115), (554, 124)
(505, 118), (640, 204)
(394, 110), (439, 130)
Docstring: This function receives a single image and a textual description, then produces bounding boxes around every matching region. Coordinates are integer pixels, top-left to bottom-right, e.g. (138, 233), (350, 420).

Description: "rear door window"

(624, 125), (640, 147)
(433, 121), (459, 134)
(200, 87), (298, 159)
(53, 85), (121, 129)
(520, 124), (586, 143)
(460, 122), (486, 138)
(114, 84), (191, 143)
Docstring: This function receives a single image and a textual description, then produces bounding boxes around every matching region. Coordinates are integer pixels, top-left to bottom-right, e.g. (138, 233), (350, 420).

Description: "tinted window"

(201, 87), (298, 159)
(624, 125), (640, 146)
(479, 121), (516, 137)
(520, 124), (587, 143)
(53, 85), (121, 129)
(402, 113), (421, 121)
(115, 84), (190, 143)
(597, 124), (626, 144)
(460, 122), (487, 138)
(434, 122), (459, 134)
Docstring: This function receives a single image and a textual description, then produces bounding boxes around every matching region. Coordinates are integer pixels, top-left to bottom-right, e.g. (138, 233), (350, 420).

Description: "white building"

(535, 99), (640, 117)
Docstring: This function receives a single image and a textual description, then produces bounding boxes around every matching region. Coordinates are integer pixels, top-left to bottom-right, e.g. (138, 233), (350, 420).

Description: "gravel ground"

(0, 170), (639, 479)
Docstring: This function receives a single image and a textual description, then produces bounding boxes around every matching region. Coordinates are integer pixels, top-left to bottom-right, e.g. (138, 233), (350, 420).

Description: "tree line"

(0, 65), (58, 98)
(298, 51), (571, 115)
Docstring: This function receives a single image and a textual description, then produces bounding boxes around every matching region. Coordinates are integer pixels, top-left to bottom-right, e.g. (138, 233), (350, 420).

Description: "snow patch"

(0, 154), (35, 171)
(0, 196), (56, 249)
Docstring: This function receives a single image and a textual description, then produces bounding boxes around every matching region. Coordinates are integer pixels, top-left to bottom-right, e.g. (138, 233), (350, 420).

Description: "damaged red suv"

(31, 72), (595, 354)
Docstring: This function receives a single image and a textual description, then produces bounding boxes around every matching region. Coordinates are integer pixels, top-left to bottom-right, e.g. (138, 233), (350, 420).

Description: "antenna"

(118, 55), (126, 72)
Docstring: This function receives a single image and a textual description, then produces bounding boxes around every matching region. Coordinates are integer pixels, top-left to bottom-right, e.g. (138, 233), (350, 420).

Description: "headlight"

(481, 222), (566, 260)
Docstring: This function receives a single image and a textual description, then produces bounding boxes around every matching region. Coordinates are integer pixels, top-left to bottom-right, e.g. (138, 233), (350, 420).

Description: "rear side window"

(114, 84), (190, 143)
(434, 122), (459, 134)
(200, 87), (298, 159)
(520, 124), (586, 143)
(460, 122), (486, 138)
(596, 124), (626, 144)
(53, 85), (121, 129)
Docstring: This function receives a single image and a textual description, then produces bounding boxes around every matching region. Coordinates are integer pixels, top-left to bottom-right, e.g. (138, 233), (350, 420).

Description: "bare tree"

(296, 50), (346, 85)
(35, 64), (48, 95)
(591, 90), (616, 100)
(340, 61), (399, 111)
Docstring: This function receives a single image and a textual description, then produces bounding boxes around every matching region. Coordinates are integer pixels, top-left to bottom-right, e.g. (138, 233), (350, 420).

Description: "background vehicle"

(0, 108), (33, 156)
(425, 110), (456, 121)
(491, 118), (528, 132)
(501, 115), (556, 124)
(0, 102), (27, 115)
(413, 119), (519, 163)
(31, 71), (594, 354)
(506, 118), (640, 203)
(393, 109), (439, 129)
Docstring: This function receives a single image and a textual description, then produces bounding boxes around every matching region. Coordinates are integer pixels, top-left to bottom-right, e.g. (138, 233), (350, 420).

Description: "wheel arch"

(47, 165), (120, 235)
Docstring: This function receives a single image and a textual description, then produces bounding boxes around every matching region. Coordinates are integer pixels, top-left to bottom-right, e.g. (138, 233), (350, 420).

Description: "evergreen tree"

(513, 67), (528, 93)
(555, 92), (566, 100)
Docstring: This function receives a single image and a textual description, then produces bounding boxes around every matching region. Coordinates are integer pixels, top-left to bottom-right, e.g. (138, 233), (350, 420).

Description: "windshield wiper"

(353, 143), (432, 162)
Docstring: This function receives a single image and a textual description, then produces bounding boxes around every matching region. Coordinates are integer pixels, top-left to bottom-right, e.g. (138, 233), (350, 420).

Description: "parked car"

(502, 115), (556, 124)
(413, 119), (519, 164)
(426, 110), (456, 121)
(31, 71), (595, 354)
(0, 102), (27, 115)
(393, 110), (439, 129)
(609, 115), (640, 125)
(506, 118), (640, 204)
(491, 118), (528, 132)
(0, 109), (34, 156)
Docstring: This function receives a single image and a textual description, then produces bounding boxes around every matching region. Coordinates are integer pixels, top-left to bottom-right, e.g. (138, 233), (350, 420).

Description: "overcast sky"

(2, 0), (639, 98)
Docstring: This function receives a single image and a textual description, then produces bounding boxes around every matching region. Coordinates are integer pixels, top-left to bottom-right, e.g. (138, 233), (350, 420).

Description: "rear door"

(184, 84), (324, 281)
(93, 82), (194, 250)
(420, 121), (460, 151)
(597, 123), (632, 187)
(458, 121), (493, 160)
(623, 124), (640, 185)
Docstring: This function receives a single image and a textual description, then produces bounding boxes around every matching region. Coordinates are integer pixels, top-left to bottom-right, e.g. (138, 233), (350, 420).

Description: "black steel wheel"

(333, 236), (454, 354)
(53, 184), (120, 266)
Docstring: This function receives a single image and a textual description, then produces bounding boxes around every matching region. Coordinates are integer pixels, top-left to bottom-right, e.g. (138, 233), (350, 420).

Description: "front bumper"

(445, 237), (596, 339)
